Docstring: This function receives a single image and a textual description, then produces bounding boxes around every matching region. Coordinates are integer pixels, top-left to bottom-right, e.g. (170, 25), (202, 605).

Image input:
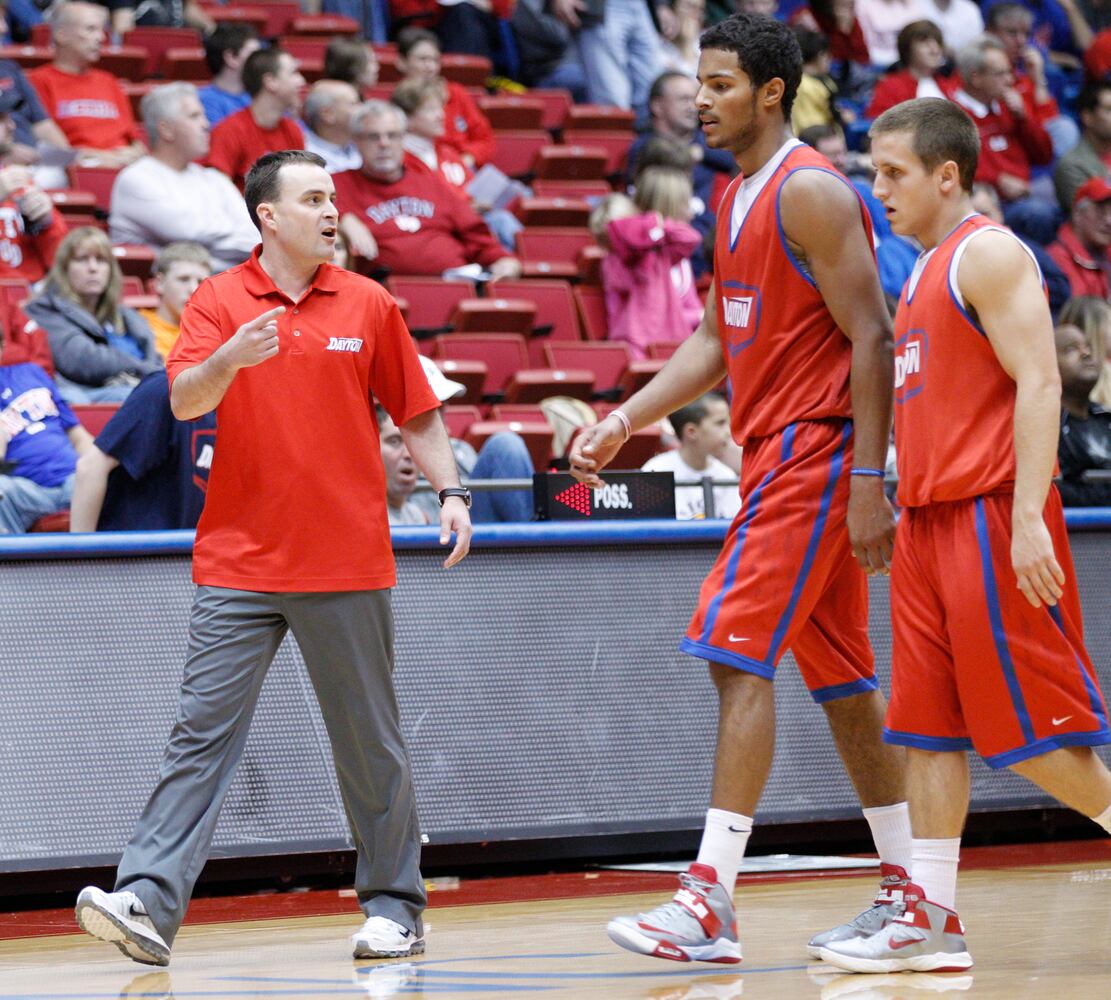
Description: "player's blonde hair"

(47, 227), (124, 329)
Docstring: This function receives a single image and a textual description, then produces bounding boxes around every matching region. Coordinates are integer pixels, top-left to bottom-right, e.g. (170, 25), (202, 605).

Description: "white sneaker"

(351, 915), (425, 959)
(75, 886), (170, 966)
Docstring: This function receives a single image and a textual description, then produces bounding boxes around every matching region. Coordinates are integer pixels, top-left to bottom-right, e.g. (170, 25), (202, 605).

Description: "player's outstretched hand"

(440, 496), (472, 568)
(847, 479), (896, 576)
(1012, 513), (1064, 608)
(568, 416), (628, 489)
(225, 307), (284, 370)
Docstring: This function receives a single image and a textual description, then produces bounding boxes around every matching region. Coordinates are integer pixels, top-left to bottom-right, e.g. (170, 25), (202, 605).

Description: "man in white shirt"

(301, 80), (362, 174)
(109, 82), (260, 272)
(642, 392), (741, 520)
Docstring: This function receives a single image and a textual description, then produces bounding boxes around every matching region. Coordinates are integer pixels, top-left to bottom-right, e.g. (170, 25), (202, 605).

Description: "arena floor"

(0, 842), (1108, 999)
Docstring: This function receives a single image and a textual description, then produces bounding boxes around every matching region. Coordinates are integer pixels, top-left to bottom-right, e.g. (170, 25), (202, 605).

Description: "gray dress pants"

(114, 586), (426, 944)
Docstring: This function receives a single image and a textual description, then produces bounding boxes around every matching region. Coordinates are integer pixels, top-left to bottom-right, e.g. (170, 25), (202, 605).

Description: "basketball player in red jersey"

(818, 98), (1111, 975)
(570, 14), (913, 964)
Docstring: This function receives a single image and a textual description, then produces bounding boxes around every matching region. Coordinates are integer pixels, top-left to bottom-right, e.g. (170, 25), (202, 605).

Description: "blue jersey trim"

(1047, 605), (1109, 730)
(882, 728), (974, 752)
(764, 421), (849, 664)
(983, 730), (1111, 769)
(974, 497), (1036, 744)
(811, 675), (880, 704)
(679, 637), (776, 679)
(774, 166), (864, 291)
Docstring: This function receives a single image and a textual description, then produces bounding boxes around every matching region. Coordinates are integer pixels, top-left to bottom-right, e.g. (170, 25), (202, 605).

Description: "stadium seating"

(112, 245), (157, 279)
(98, 46), (148, 82)
(544, 342), (630, 397)
(502, 368), (595, 403)
(514, 197), (591, 228)
(121, 81), (156, 118)
(122, 27), (201, 76)
(618, 359), (667, 399)
(207, 7), (269, 35)
(489, 130), (549, 179)
(71, 403), (122, 436)
(561, 129), (634, 176)
(532, 180), (612, 199)
(278, 36), (330, 59)
(532, 145), (609, 181)
(386, 277), (476, 336)
(487, 278), (582, 366)
(565, 105), (635, 131)
(0, 45), (52, 70)
(163, 47), (210, 80)
(528, 89), (573, 131)
(289, 14), (360, 35)
(442, 404), (483, 438)
(48, 190), (99, 219)
(450, 298), (536, 335)
(71, 167), (120, 213)
(478, 96), (545, 131)
(577, 245), (605, 285)
(435, 359), (486, 403)
(433, 333), (528, 396)
(572, 285), (607, 341)
(464, 419), (553, 471)
(515, 228), (595, 271)
(440, 54), (491, 87)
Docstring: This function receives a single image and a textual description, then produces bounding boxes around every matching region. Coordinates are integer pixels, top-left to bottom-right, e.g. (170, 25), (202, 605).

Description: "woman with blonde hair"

(1058, 296), (1111, 409)
(591, 167), (702, 360)
(26, 227), (161, 403)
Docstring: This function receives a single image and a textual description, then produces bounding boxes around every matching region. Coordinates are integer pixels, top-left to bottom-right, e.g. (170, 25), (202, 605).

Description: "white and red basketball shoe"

(807, 862), (911, 958)
(606, 863), (742, 964)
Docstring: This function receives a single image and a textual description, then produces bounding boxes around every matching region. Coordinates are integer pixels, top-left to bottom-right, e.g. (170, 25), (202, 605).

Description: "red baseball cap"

(1074, 176), (1111, 206)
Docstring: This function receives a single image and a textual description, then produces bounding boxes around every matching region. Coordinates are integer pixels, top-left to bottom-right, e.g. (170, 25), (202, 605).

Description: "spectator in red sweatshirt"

(1047, 176), (1111, 299)
(951, 34), (1057, 244)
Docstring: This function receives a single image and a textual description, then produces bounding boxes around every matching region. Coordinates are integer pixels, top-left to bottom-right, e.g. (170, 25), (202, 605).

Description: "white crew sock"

(911, 837), (961, 911)
(695, 808), (752, 898)
(863, 801), (914, 872)
(1093, 801), (1111, 834)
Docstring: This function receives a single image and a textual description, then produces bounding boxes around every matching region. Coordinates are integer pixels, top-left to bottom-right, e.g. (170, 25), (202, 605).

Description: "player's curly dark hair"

(699, 13), (803, 119)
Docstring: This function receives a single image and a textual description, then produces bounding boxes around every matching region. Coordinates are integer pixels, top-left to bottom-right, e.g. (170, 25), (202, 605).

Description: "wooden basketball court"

(0, 842), (1108, 999)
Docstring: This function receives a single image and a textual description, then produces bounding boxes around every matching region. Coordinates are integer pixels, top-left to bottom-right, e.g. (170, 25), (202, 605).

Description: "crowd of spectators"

(4, 0), (1111, 537)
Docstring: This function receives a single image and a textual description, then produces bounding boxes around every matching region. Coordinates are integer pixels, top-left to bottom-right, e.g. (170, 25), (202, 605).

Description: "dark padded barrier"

(1, 518), (1109, 874)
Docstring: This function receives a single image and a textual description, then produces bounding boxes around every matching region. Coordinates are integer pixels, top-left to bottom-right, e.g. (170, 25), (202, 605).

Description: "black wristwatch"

(438, 487), (472, 508)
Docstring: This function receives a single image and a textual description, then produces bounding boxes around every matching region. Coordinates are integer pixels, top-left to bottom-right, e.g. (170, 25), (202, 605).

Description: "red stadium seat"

(162, 47), (209, 81)
(451, 298), (536, 335)
(532, 145), (609, 181)
(122, 293), (161, 310)
(489, 130), (549, 179)
(478, 96), (545, 131)
(386, 276), (476, 336)
(71, 166), (120, 212)
(532, 180), (612, 199)
(59, 213), (107, 232)
(612, 424), (665, 467)
(121, 277), (145, 297)
(515, 227), (595, 267)
(435, 359), (486, 403)
(491, 403), (545, 422)
(573, 285), (608, 340)
(503, 368), (594, 403)
(440, 54), (491, 87)
(298, 57), (325, 83)
(442, 403), (482, 438)
(375, 49), (402, 84)
(48, 190), (98, 218)
(208, 6), (269, 35)
(565, 105), (636, 131)
(618, 358), (667, 399)
(577, 244), (605, 286)
(0, 45), (52, 70)
(112, 245), (157, 279)
(544, 341), (630, 396)
(226, 0), (299, 37)
(289, 14), (359, 35)
(121, 81), (157, 119)
(514, 197), (591, 228)
(528, 88), (573, 131)
(433, 333), (528, 395)
(561, 129), (634, 175)
(71, 403), (121, 436)
(465, 419), (552, 470)
(122, 27), (201, 76)
(487, 278), (582, 365)
(278, 36), (330, 59)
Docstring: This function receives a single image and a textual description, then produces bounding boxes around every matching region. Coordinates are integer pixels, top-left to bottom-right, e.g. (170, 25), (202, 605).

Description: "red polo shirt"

(207, 108), (306, 191)
(167, 248), (438, 592)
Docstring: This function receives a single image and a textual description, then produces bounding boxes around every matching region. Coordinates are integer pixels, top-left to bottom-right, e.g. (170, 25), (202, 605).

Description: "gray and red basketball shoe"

(817, 882), (973, 974)
(807, 863), (911, 958)
(607, 863), (742, 964)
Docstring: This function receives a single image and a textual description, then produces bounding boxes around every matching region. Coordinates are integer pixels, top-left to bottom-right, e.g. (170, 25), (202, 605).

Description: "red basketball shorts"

(681, 418), (876, 703)
(885, 489), (1110, 767)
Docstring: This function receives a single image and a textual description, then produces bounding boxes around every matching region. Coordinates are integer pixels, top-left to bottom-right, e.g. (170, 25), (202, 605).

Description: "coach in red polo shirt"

(74, 149), (471, 968)
(335, 101), (521, 278)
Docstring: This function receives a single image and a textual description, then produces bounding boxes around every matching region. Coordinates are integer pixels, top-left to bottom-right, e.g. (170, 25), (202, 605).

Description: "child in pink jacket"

(589, 169), (703, 360)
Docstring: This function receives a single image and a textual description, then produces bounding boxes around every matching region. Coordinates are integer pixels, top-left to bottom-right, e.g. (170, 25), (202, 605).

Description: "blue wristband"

(850, 468), (885, 478)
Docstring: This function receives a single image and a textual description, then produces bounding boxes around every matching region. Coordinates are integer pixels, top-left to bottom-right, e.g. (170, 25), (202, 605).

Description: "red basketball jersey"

(713, 141), (872, 444)
(893, 214), (1038, 507)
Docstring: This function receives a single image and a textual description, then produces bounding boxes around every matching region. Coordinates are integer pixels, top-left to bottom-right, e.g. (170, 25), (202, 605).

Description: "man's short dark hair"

(244, 150), (328, 230)
(699, 13), (803, 118)
(870, 98), (980, 191)
(242, 47), (284, 99)
(670, 392), (725, 439)
(204, 22), (256, 77)
(896, 19), (943, 67)
(1077, 79), (1111, 117)
(793, 26), (829, 65)
(397, 27), (439, 58)
(798, 123), (840, 149)
(648, 70), (693, 105)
